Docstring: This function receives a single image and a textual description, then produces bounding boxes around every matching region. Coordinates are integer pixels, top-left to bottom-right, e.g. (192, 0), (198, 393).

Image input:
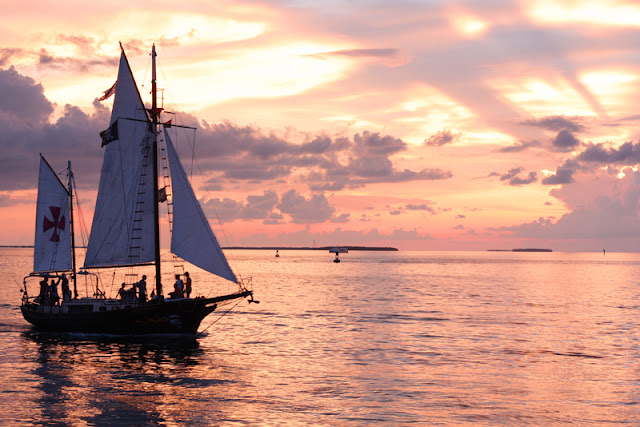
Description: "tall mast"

(68, 161), (78, 298)
(151, 44), (163, 297)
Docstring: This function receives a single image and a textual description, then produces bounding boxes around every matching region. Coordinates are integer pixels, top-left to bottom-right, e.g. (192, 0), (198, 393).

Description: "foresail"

(165, 129), (238, 283)
(34, 156), (72, 273)
(84, 50), (155, 268)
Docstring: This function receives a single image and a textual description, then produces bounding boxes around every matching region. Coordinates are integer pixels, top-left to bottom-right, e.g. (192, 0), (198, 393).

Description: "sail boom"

(31, 268), (73, 274)
(81, 262), (156, 270)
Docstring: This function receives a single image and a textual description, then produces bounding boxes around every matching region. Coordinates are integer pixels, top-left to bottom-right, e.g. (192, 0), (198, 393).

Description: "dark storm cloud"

(296, 135), (332, 154)
(0, 67), (54, 124)
(407, 203), (437, 214)
(495, 184), (640, 242)
(388, 202), (442, 215)
(0, 68), (108, 190)
(578, 141), (640, 164)
(551, 129), (581, 152)
(520, 115), (584, 132)
(331, 213), (350, 223)
(500, 167), (523, 181)
(277, 190), (335, 224)
(203, 189), (344, 225)
(424, 129), (459, 146)
(192, 123), (451, 190)
(541, 160), (580, 185)
(497, 139), (540, 153)
(353, 131), (406, 156)
(1, 67), (449, 226)
(264, 211), (285, 225)
(491, 167), (538, 186)
(222, 162), (292, 181)
(509, 171), (537, 186)
(405, 203), (432, 211)
(35, 48), (118, 72)
(0, 101), (108, 191)
(241, 190), (279, 220)
(201, 197), (243, 224)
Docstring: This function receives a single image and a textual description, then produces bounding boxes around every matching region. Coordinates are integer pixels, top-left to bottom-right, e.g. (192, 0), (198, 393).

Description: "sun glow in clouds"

(452, 14), (489, 37)
(105, 11), (267, 49)
(616, 165), (638, 179)
(393, 86), (474, 145)
(172, 43), (356, 109)
(528, 0), (640, 27)
(579, 70), (639, 114)
(488, 77), (594, 116)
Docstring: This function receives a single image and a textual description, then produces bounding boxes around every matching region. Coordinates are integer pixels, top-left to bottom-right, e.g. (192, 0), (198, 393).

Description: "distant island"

(488, 248), (552, 252)
(223, 246), (398, 251)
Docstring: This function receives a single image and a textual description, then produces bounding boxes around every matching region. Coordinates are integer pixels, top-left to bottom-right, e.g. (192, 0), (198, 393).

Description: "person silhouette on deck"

(184, 272), (192, 298)
(170, 274), (184, 299)
(49, 279), (59, 305)
(58, 274), (71, 301)
(38, 277), (49, 305)
(117, 283), (128, 300)
(136, 275), (147, 303)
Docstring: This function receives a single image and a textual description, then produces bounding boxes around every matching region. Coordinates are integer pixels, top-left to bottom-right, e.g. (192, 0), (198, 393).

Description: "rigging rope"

(156, 60), (240, 270)
(196, 297), (245, 337)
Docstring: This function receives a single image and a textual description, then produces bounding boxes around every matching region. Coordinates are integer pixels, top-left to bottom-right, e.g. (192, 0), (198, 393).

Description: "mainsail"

(33, 156), (72, 273)
(165, 128), (238, 283)
(84, 50), (156, 268)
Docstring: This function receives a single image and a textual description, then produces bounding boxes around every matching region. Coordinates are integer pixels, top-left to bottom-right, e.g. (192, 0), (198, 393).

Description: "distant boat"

(329, 247), (347, 263)
(329, 247), (349, 254)
(20, 43), (256, 335)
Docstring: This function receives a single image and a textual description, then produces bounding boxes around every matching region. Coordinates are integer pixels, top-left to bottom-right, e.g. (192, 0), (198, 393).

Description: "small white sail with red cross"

(33, 155), (72, 273)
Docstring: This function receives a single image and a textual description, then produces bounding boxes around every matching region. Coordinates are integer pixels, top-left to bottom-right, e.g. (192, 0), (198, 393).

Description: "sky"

(3, 0), (640, 252)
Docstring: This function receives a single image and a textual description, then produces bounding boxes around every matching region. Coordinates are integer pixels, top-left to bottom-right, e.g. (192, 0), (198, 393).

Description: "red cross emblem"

(43, 206), (66, 242)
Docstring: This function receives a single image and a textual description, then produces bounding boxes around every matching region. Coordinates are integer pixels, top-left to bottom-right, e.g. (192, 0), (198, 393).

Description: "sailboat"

(21, 44), (256, 335)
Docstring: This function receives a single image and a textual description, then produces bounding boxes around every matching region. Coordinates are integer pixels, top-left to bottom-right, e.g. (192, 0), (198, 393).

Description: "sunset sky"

(3, 0), (640, 251)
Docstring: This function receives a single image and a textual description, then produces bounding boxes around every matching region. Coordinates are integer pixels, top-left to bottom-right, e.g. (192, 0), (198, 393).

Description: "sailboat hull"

(20, 291), (251, 335)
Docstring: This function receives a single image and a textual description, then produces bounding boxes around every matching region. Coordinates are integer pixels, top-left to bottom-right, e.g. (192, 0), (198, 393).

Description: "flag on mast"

(99, 81), (117, 101)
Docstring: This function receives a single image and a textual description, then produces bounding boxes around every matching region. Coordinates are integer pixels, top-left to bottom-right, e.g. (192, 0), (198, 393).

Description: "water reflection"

(22, 332), (234, 425)
(6, 250), (640, 424)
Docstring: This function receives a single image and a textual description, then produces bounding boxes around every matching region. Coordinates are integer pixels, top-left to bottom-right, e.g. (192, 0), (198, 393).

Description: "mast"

(151, 44), (163, 297)
(68, 161), (78, 298)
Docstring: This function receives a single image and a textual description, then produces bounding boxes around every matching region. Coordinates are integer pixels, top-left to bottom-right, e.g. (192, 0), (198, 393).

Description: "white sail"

(165, 128), (237, 283)
(34, 156), (72, 272)
(84, 50), (156, 268)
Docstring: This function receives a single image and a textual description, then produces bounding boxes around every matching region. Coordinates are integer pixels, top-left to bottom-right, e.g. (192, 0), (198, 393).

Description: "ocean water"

(1, 247), (640, 425)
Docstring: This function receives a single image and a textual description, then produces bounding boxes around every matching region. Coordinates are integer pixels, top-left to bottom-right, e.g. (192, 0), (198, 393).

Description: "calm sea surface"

(1, 248), (640, 425)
